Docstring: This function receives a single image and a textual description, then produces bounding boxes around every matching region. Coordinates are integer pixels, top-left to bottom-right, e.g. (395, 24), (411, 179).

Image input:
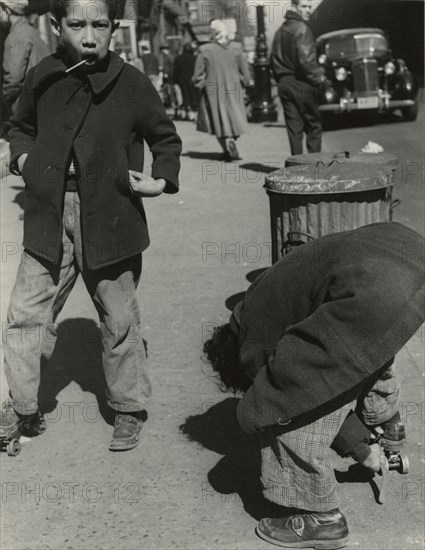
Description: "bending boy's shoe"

(256, 509), (349, 549)
(109, 410), (147, 451)
(1, 401), (46, 438)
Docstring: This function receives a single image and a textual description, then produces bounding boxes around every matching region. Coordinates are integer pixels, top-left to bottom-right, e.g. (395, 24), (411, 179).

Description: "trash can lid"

(264, 162), (394, 194)
(285, 151), (399, 170)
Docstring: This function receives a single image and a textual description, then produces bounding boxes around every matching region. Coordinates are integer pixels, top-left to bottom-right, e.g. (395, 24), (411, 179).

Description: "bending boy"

(204, 222), (424, 549)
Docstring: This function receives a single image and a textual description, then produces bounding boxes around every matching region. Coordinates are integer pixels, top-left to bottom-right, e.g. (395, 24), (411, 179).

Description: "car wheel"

(401, 95), (419, 122)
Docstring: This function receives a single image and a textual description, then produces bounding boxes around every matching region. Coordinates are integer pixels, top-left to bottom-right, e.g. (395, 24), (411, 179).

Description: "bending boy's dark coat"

(8, 52), (181, 269)
(236, 223), (425, 434)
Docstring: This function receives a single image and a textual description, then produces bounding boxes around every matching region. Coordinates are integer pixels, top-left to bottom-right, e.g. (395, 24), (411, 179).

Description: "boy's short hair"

(49, 0), (120, 22)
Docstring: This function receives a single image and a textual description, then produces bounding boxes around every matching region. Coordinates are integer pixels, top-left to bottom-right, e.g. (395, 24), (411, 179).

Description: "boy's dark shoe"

(109, 410), (147, 451)
(0, 401), (46, 438)
(256, 509), (349, 549)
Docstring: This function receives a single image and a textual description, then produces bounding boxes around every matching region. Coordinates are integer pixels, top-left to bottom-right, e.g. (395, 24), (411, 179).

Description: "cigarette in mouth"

(65, 59), (87, 73)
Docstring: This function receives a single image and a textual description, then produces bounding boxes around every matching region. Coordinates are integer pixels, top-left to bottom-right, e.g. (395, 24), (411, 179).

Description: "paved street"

(1, 102), (424, 550)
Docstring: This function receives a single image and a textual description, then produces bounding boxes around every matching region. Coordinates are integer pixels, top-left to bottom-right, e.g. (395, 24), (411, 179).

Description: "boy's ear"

(50, 16), (61, 37)
(111, 20), (120, 38)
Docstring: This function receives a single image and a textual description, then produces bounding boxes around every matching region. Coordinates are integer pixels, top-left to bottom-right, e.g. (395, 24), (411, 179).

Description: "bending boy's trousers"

(3, 191), (151, 415)
(260, 363), (399, 511)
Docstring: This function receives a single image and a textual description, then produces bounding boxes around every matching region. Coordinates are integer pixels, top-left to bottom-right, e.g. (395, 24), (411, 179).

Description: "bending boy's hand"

(128, 171), (166, 197)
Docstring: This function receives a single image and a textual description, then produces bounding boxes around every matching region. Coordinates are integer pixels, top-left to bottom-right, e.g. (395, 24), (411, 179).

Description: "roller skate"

(0, 401), (46, 457)
(373, 412), (409, 475)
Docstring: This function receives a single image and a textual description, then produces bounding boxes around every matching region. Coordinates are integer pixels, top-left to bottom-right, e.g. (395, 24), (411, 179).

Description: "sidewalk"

(1, 120), (424, 550)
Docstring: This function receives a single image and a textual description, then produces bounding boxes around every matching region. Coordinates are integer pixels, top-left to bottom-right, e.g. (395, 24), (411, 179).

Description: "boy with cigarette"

(1, 0), (181, 451)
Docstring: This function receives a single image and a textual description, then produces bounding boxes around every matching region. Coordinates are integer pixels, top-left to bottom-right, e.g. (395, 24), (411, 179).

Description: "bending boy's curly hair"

(50, 0), (120, 21)
(203, 324), (252, 393)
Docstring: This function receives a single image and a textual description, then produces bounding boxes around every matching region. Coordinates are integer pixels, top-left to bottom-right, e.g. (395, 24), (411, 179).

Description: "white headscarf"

(210, 19), (229, 46)
(0, 0), (28, 15)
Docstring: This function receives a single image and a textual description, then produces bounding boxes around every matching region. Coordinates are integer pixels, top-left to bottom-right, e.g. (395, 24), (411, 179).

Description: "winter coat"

(236, 222), (425, 434)
(193, 41), (248, 138)
(8, 51), (181, 270)
(227, 40), (252, 86)
(2, 18), (51, 112)
(270, 9), (323, 86)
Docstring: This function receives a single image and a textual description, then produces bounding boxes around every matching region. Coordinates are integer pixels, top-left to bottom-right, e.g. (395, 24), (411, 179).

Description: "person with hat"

(204, 222), (424, 549)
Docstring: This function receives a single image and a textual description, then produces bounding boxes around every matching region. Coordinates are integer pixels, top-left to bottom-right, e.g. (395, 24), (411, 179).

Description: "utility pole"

(251, 5), (277, 123)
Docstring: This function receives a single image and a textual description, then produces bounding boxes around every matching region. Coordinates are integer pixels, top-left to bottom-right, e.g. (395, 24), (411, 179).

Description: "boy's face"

(52, 0), (119, 71)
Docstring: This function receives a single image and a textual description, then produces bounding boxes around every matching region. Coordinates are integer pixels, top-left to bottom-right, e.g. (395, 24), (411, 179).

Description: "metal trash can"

(264, 162), (395, 264)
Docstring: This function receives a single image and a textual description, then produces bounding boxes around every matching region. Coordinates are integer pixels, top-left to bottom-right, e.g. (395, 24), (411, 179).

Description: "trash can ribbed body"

(264, 159), (396, 264)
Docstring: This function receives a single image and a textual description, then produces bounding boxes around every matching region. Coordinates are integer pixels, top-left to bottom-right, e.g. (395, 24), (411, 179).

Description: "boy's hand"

(128, 171), (166, 197)
(17, 153), (28, 174)
(361, 443), (382, 473)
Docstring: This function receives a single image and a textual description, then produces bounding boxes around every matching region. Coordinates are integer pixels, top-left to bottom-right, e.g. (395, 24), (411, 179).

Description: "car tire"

(401, 95), (419, 122)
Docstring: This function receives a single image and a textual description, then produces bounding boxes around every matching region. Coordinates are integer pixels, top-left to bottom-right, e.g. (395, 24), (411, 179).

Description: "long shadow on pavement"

(181, 151), (223, 161)
(38, 318), (114, 425)
(180, 397), (285, 521)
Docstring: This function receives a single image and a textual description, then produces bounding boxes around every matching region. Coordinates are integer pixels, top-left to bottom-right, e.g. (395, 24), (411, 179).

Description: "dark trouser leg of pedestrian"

(279, 79), (305, 155)
(256, 400), (354, 548)
(2, 191), (79, 433)
(301, 82), (322, 153)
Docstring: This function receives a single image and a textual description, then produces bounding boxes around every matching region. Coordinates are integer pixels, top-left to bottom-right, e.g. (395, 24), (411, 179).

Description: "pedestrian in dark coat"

(141, 45), (160, 91)
(173, 43), (199, 120)
(204, 222), (425, 549)
(2, 6), (51, 115)
(1, 0), (182, 453)
(270, 0), (324, 154)
(193, 19), (249, 161)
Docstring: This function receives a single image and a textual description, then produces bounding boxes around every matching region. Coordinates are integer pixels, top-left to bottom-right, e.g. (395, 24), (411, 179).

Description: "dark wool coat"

(8, 51), (181, 270)
(236, 222), (425, 435)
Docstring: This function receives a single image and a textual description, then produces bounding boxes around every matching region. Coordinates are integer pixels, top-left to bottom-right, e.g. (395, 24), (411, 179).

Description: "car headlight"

(384, 61), (396, 75)
(318, 54), (327, 65)
(335, 67), (347, 81)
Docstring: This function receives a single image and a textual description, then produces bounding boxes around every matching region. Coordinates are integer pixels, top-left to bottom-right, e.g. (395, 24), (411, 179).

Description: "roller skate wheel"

(7, 439), (21, 456)
(400, 454), (409, 474)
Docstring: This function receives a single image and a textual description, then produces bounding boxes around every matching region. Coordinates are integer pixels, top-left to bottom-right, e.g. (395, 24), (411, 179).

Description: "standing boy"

(1, 0), (181, 451)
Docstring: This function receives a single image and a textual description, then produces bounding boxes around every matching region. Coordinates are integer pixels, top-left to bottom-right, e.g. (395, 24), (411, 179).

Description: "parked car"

(316, 28), (419, 122)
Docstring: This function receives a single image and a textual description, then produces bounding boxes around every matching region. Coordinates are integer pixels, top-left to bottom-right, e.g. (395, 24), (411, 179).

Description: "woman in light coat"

(193, 20), (249, 161)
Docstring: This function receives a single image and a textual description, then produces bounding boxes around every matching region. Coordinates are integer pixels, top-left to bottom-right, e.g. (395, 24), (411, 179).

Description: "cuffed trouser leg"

(359, 360), (400, 426)
(260, 400), (355, 512)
